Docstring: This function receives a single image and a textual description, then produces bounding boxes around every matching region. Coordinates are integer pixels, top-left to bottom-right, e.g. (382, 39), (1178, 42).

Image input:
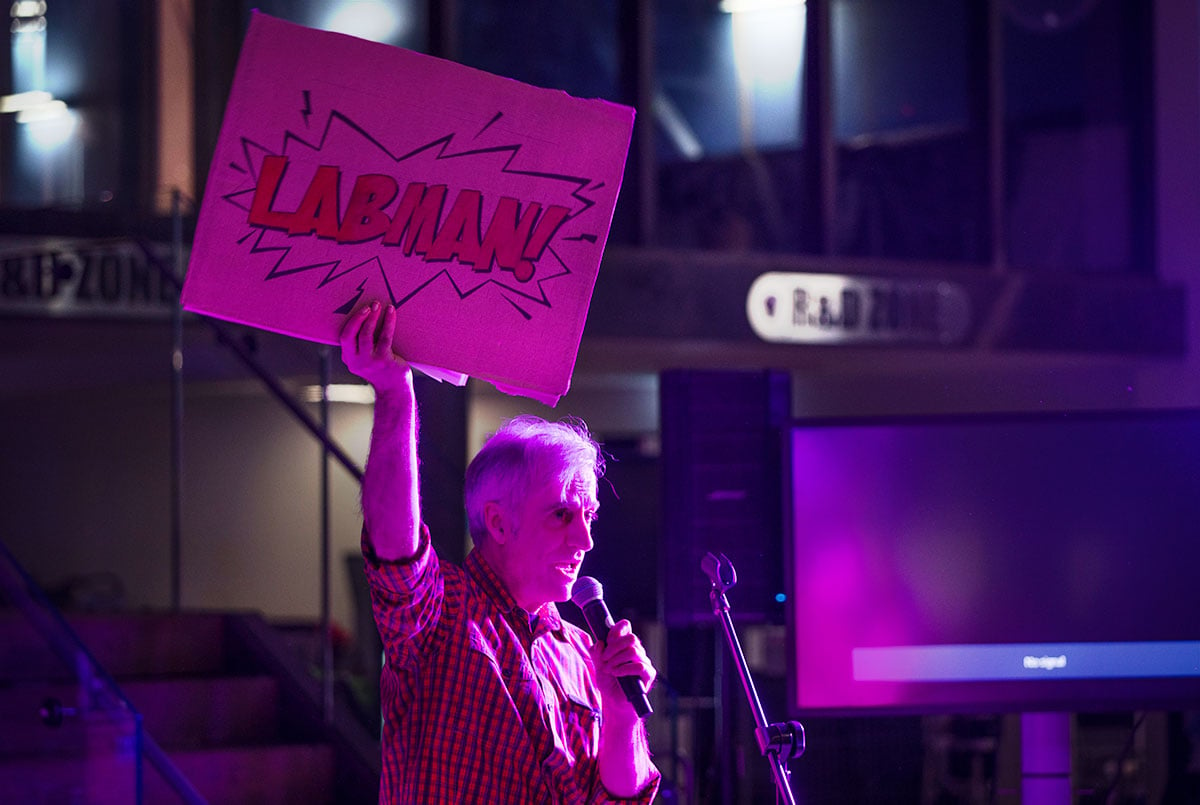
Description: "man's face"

(498, 470), (598, 612)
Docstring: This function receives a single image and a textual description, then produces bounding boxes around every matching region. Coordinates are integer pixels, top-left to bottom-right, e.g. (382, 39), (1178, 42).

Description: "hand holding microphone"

(571, 576), (654, 719)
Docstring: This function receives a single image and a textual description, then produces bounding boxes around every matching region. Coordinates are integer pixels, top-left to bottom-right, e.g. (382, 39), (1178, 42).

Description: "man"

(340, 300), (661, 803)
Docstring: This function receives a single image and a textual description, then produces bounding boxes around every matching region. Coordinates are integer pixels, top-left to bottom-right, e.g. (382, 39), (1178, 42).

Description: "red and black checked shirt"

(363, 529), (660, 804)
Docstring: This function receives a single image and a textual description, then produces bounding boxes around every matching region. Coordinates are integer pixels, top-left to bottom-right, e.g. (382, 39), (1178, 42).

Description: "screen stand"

(1021, 712), (1072, 803)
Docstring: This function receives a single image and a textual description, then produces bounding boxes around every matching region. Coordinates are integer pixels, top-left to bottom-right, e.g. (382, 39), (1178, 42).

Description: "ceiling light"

(303, 384), (376, 404)
(720, 0), (804, 12)
(0, 89), (50, 112)
(15, 98), (66, 123)
(322, 1), (406, 43)
(10, 1), (47, 19)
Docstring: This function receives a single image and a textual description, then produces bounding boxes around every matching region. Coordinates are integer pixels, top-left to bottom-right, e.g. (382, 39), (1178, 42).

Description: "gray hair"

(464, 415), (605, 544)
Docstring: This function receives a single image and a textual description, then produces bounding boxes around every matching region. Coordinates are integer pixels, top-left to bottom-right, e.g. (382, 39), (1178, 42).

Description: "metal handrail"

(134, 237), (364, 484)
(0, 539), (208, 805)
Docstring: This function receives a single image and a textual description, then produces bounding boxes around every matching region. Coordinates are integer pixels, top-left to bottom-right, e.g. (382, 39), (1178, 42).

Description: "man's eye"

(553, 507), (596, 524)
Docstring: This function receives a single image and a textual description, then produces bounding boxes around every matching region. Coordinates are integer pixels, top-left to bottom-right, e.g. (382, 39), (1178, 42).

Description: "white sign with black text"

(746, 272), (971, 345)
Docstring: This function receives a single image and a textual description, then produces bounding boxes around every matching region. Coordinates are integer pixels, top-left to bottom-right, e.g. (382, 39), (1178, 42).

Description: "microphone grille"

(570, 576), (603, 607)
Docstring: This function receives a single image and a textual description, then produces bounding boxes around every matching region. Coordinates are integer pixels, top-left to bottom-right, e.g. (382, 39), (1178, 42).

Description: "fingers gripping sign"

(339, 301), (411, 391)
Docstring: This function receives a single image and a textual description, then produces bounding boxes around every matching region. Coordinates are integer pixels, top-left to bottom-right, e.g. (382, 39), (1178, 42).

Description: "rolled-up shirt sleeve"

(361, 523), (442, 671)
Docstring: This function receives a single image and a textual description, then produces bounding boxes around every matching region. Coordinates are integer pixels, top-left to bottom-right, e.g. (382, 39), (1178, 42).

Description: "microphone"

(570, 576), (653, 718)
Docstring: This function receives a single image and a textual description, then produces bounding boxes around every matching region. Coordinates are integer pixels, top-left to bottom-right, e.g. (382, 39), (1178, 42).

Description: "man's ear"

(483, 501), (509, 544)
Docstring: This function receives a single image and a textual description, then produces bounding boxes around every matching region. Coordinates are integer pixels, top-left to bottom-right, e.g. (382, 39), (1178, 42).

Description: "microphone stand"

(702, 552), (805, 805)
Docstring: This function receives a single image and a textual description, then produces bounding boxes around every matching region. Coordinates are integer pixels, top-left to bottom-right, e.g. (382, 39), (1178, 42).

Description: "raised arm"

(340, 301), (422, 561)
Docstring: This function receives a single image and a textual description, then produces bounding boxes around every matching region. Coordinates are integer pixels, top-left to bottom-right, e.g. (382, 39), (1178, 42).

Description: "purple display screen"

(787, 410), (1200, 714)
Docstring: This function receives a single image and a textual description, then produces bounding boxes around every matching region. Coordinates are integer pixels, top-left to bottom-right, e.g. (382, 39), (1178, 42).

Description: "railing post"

(170, 190), (185, 612)
(319, 347), (334, 725)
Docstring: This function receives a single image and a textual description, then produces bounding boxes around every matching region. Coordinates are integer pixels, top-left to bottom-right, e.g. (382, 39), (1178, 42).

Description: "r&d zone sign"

(746, 272), (971, 346)
(0, 241), (177, 319)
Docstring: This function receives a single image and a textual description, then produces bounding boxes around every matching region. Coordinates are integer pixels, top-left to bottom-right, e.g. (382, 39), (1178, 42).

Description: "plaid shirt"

(363, 529), (660, 804)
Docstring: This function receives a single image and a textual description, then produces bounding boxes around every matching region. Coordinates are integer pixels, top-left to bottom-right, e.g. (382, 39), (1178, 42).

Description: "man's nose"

(568, 518), (594, 551)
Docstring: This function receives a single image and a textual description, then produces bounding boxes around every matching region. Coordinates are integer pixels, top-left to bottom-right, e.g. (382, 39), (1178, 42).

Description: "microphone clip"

(701, 551), (737, 615)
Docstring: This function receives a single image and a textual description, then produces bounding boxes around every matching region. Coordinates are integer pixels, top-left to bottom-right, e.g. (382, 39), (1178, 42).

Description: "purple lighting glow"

(786, 410), (1200, 713)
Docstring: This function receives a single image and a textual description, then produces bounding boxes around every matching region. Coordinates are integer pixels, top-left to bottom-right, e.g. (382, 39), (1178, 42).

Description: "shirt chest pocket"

(545, 651), (601, 749)
(466, 630), (539, 696)
(561, 690), (599, 731)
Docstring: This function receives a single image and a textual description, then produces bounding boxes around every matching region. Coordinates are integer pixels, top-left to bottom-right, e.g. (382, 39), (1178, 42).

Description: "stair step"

(0, 743), (335, 805)
(0, 610), (376, 802)
(0, 687), (137, 757)
(0, 681), (283, 763)
(123, 675), (283, 748)
(68, 613), (231, 677)
(0, 675), (284, 755)
(0, 612), (231, 681)
(144, 743), (335, 805)
(0, 713), (139, 803)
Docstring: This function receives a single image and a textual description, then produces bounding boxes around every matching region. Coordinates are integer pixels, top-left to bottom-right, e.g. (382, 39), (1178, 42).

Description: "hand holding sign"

(339, 302), (411, 393)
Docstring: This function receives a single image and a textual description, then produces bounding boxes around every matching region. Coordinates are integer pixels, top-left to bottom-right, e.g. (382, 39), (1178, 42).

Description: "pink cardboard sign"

(183, 12), (634, 405)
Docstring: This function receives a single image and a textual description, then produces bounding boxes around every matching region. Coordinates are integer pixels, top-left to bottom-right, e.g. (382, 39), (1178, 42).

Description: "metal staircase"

(0, 577), (380, 803)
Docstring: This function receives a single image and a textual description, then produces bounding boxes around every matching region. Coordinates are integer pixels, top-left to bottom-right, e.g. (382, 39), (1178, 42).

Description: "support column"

(1021, 712), (1072, 803)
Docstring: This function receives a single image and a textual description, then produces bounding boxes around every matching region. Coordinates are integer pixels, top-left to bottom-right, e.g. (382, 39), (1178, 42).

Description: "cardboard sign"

(183, 12), (634, 405)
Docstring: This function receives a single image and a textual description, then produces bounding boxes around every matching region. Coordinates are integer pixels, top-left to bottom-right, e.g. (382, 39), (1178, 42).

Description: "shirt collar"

(464, 549), (564, 636)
